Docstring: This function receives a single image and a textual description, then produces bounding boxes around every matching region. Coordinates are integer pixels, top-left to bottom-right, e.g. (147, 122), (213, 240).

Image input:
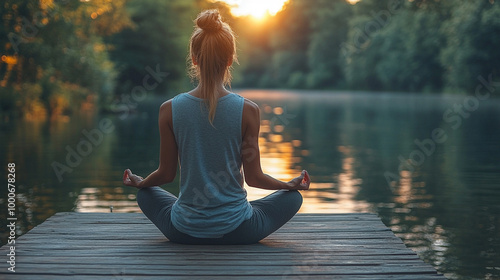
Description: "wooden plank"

(0, 213), (445, 279)
(16, 231), (397, 239)
(12, 255), (424, 264)
(2, 263), (440, 275)
(2, 274), (447, 280)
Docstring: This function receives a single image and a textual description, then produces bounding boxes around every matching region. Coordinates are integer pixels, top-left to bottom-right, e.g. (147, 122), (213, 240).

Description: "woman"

(123, 9), (310, 245)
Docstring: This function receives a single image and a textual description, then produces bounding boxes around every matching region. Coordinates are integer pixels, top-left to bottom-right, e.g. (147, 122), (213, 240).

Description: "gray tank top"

(171, 92), (253, 238)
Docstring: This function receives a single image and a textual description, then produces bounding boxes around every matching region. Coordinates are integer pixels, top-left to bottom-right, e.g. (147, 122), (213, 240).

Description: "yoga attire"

(137, 92), (302, 244)
(137, 187), (302, 245)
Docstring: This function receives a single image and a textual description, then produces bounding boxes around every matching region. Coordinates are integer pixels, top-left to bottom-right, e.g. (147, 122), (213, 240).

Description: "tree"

(107, 0), (192, 97)
(107, 0), (234, 97)
(0, 0), (131, 117)
(374, 6), (445, 92)
(307, 0), (352, 89)
(441, 0), (500, 93)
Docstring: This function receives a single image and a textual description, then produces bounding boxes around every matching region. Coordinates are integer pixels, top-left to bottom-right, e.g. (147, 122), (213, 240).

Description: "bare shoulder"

(160, 99), (173, 111)
(159, 99), (174, 127)
(242, 98), (260, 137)
(243, 98), (260, 117)
(243, 98), (259, 109)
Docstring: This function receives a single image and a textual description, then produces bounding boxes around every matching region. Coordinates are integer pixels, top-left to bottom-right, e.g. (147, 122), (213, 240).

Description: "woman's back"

(170, 92), (253, 238)
(123, 9), (309, 245)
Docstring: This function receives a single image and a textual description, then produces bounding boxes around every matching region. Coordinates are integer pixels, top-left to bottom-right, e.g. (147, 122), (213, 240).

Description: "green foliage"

(307, 0), (352, 88)
(0, 0), (129, 117)
(106, 0), (235, 96)
(265, 0), (312, 88)
(2, 0), (499, 117)
(235, 0), (500, 94)
(371, 8), (444, 92)
(441, 0), (500, 93)
(0, 0), (238, 117)
(107, 0), (197, 96)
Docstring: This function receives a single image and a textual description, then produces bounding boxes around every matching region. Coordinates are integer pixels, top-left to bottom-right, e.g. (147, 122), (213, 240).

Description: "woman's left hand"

(123, 169), (144, 188)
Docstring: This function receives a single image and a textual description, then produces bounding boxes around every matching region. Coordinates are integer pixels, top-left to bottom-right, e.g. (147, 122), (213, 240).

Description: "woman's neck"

(189, 84), (231, 99)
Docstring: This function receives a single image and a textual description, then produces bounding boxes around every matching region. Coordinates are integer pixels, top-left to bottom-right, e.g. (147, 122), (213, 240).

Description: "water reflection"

(75, 187), (140, 213)
(1, 90), (499, 279)
(239, 90), (500, 279)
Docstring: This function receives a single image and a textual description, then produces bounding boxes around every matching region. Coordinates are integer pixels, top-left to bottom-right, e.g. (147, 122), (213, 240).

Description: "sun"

(221, 0), (289, 19)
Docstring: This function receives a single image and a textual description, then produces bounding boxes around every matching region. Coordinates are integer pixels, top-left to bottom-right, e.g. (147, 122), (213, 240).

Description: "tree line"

(1, 0), (499, 118)
(236, 0), (500, 94)
(0, 0), (224, 118)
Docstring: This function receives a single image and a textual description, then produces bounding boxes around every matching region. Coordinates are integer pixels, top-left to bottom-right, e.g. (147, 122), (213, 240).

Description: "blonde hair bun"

(196, 10), (223, 33)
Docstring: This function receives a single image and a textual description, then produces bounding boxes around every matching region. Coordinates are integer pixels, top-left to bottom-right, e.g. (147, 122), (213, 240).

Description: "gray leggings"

(136, 187), (303, 245)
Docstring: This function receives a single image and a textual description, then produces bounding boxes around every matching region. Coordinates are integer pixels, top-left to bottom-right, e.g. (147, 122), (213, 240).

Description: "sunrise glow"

(221, 0), (289, 19)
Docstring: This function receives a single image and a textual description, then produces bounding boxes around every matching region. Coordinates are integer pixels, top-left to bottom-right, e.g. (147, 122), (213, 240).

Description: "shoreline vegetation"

(1, 0), (499, 119)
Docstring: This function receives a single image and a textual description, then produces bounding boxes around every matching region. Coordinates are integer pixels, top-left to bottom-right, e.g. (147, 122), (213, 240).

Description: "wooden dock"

(1, 212), (445, 279)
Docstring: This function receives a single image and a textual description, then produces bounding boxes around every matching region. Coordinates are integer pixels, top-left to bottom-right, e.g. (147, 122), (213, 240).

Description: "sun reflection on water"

(245, 105), (372, 213)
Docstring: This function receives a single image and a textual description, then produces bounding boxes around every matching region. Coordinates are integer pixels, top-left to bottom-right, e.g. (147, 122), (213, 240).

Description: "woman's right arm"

(123, 100), (178, 188)
(241, 99), (310, 191)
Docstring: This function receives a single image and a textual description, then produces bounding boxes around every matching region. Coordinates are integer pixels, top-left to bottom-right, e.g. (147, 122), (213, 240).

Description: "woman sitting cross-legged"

(123, 9), (310, 245)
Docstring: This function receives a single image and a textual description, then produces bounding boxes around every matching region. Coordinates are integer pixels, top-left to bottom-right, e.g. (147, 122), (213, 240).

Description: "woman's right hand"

(287, 170), (310, 190)
(123, 169), (144, 188)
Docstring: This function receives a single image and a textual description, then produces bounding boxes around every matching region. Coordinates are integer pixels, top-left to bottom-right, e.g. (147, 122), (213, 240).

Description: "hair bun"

(196, 10), (223, 33)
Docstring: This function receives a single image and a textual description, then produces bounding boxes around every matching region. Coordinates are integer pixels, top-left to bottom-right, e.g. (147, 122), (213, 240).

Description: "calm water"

(1, 90), (499, 279)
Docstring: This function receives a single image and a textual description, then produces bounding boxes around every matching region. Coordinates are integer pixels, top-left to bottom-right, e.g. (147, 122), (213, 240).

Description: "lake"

(1, 89), (499, 279)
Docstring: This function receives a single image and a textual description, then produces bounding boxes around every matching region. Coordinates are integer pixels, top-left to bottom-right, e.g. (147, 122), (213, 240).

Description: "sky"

(220, 0), (359, 18)
(220, 0), (290, 18)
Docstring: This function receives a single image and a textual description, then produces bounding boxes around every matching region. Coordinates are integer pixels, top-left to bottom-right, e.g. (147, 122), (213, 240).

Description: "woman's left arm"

(123, 100), (178, 188)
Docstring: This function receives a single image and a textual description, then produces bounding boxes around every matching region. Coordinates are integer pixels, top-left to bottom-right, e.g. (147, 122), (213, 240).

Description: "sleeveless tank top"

(171, 92), (253, 238)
